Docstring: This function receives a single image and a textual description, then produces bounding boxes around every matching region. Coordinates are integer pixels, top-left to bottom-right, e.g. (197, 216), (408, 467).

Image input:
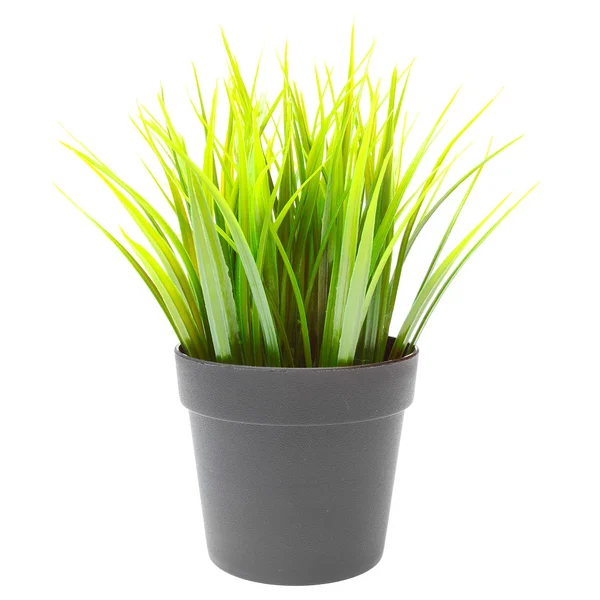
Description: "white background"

(1, 0), (599, 598)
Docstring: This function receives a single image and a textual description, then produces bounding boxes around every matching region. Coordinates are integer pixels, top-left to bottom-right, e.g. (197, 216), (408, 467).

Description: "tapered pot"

(175, 341), (419, 586)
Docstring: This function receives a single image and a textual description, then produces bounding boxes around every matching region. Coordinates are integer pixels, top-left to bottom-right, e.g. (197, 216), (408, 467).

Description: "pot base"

(208, 551), (384, 586)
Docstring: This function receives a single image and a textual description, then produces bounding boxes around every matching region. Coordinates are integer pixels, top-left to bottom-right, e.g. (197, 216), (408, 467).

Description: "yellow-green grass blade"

(56, 186), (192, 355)
(123, 232), (204, 358)
(361, 201), (427, 325)
(405, 136), (523, 254)
(141, 160), (176, 211)
(220, 29), (251, 111)
(415, 140), (492, 297)
(407, 186), (538, 354)
(63, 142), (185, 256)
(397, 93), (500, 263)
(63, 142), (211, 339)
(192, 62), (209, 139)
(374, 144), (469, 360)
(392, 185), (538, 357)
(395, 184), (539, 356)
(156, 92), (191, 198)
(85, 167), (211, 358)
(370, 91), (459, 270)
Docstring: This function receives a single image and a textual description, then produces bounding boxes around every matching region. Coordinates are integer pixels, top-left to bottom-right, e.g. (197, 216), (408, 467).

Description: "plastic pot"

(175, 342), (418, 586)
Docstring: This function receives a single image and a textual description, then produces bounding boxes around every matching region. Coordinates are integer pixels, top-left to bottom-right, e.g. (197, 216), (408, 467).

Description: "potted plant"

(59, 31), (536, 586)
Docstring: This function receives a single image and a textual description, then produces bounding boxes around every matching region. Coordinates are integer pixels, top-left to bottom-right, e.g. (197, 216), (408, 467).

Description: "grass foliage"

(60, 30), (536, 367)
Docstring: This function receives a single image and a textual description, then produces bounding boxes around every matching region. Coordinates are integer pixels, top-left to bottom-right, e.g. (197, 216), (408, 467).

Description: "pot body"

(175, 346), (418, 586)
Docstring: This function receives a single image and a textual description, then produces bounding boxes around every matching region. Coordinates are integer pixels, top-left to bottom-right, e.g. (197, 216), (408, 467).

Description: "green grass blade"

(188, 168), (241, 363)
(337, 150), (393, 365)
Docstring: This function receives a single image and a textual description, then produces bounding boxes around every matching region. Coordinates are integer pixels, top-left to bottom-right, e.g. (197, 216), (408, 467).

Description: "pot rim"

(175, 343), (418, 374)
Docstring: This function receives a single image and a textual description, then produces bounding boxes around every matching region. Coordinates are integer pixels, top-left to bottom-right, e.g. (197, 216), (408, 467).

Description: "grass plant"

(59, 30), (536, 367)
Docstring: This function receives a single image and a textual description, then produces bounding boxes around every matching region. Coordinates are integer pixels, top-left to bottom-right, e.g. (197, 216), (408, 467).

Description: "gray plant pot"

(174, 341), (419, 586)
